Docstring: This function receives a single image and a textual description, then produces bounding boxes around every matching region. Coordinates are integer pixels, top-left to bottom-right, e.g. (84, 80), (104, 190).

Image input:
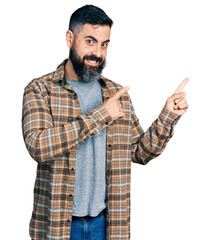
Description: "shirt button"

(108, 144), (112, 149)
(105, 122), (109, 125)
(69, 194), (73, 198)
(65, 152), (70, 157)
(67, 219), (70, 223)
(71, 168), (75, 172)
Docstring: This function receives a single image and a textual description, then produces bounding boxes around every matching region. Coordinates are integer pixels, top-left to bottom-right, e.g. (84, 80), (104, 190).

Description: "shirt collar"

(52, 59), (107, 87)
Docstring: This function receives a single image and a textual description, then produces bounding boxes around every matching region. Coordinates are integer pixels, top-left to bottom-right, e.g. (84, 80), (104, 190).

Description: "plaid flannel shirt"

(22, 59), (181, 240)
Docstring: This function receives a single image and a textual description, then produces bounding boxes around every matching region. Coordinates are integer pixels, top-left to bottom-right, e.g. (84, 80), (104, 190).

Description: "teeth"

(88, 60), (97, 63)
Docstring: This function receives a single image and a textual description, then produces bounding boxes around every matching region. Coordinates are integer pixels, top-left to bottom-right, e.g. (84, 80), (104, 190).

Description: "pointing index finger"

(174, 78), (189, 94)
(112, 86), (130, 101)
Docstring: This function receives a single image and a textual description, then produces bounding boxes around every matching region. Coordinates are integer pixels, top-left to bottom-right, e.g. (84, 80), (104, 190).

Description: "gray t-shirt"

(66, 78), (107, 217)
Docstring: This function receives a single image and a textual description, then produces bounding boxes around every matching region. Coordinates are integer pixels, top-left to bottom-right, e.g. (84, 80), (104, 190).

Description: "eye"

(101, 42), (108, 48)
(86, 39), (94, 45)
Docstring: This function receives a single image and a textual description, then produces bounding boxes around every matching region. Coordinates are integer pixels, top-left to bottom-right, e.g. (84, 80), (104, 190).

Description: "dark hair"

(69, 5), (113, 35)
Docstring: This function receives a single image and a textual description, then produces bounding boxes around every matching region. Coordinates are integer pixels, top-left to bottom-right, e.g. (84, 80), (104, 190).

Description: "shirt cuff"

(158, 106), (181, 127)
(89, 105), (113, 126)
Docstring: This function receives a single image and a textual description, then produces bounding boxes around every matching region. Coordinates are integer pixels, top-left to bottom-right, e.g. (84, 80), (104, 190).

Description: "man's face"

(69, 24), (111, 82)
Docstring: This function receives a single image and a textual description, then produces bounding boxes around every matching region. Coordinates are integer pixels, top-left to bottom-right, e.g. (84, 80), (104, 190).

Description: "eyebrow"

(85, 36), (110, 44)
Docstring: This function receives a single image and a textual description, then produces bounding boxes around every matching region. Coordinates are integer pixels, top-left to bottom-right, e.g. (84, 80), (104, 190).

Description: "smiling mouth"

(86, 59), (100, 66)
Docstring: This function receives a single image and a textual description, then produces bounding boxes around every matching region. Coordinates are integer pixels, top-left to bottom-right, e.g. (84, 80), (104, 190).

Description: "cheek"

(74, 41), (90, 58)
(102, 50), (108, 60)
(81, 48), (93, 59)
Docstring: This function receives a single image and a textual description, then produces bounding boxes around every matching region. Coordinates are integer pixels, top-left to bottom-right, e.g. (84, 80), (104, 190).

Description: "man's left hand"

(165, 78), (189, 116)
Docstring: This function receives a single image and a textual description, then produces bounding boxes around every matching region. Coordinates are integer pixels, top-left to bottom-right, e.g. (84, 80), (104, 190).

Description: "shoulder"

(100, 75), (123, 89)
(24, 59), (66, 92)
(23, 71), (57, 105)
(101, 75), (131, 100)
(24, 71), (55, 91)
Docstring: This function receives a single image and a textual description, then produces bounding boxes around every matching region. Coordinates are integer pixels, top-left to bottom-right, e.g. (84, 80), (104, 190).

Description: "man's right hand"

(102, 86), (130, 121)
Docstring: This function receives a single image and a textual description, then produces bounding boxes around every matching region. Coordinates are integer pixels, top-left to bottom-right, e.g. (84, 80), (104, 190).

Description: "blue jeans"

(70, 209), (106, 240)
(31, 209), (106, 240)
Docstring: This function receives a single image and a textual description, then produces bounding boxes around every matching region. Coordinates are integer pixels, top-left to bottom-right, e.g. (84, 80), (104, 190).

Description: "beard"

(69, 44), (106, 82)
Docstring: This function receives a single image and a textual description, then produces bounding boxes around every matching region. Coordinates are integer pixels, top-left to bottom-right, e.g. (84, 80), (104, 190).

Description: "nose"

(93, 45), (102, 58)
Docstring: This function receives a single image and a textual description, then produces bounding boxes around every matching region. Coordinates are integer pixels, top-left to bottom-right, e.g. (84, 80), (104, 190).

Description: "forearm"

(131, 106), (181, 164)
(22, 86), (112, 163)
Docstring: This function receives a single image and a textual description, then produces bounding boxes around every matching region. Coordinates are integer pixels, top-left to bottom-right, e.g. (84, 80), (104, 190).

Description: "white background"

(0, 0), (209, 239)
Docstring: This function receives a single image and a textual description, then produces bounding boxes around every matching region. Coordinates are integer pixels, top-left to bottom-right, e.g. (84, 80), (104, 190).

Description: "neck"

(65, 58), (80, 81)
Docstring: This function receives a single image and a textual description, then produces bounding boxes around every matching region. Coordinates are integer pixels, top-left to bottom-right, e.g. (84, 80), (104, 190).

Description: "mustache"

(83, 55), (103, 63)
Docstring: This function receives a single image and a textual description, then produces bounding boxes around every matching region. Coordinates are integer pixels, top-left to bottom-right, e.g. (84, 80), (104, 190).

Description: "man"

(22, 5), (188, 240)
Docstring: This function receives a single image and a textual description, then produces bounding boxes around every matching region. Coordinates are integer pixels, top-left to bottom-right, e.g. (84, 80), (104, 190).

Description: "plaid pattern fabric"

(22, 59), (181, 240)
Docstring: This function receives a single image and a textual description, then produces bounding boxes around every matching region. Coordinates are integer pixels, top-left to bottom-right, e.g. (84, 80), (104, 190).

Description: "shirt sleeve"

(22, 85), (112, 164)
(131, 99), (181, 165)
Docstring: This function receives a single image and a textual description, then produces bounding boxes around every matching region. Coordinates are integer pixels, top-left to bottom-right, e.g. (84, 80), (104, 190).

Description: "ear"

(66, 30), (74, 48)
